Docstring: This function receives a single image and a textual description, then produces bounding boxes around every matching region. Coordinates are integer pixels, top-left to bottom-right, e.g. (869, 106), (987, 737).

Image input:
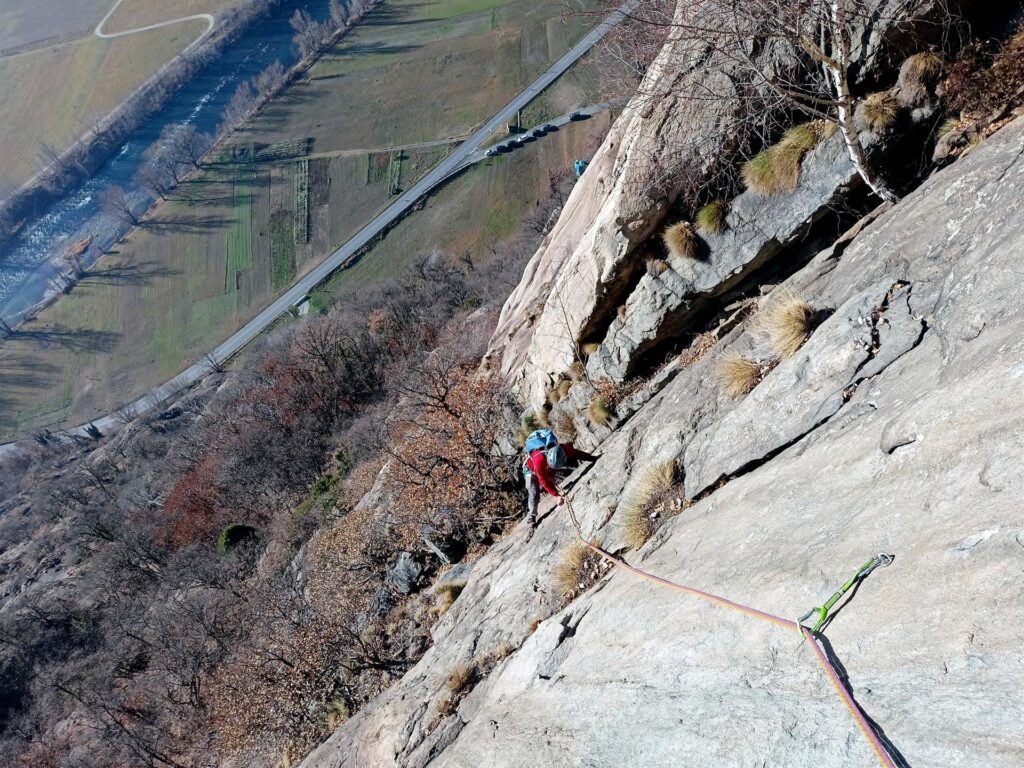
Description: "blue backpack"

(524, 429), (558, 454)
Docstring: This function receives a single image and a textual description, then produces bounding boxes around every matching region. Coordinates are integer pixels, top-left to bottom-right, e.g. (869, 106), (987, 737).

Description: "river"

(0, 0), (331, 322)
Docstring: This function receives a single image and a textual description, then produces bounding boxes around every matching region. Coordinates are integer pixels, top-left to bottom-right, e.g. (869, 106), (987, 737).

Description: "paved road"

(95, 0), (215, 52)
(0, 2), (632, 453)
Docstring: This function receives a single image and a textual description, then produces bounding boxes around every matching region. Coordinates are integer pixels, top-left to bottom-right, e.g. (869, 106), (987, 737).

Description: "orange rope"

(563, 498), (897, 768)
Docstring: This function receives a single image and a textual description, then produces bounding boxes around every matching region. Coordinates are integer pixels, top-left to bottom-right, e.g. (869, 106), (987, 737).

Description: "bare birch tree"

(607, 0), (956, 202)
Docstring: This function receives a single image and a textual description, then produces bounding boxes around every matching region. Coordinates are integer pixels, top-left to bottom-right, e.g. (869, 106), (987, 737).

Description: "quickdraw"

(561, 497), (898, 768)
(798, 553), (894, 634)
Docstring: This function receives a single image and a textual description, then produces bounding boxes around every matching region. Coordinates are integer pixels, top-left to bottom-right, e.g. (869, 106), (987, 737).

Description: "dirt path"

(94, 0), (215, 52)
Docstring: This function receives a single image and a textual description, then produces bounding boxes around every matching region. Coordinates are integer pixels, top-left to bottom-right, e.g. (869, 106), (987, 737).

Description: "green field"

(319, 113), (615, 302)
(0, 0), (241, 194)
(0, 0), (607, 438)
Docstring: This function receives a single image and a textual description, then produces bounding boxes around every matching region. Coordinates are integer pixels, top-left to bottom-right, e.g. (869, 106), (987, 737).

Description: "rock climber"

(523, 428), (598, 526)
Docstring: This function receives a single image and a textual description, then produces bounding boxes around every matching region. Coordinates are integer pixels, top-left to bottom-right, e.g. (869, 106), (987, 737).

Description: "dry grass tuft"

(324, 697), (351, 731)
(581, 342), (600, 356)
(743, 123), (824, 196)
(587, 396), (612, 427)
(662, 221), (698, 260)
(522, 410), (543, 431)
(486, 642), (517, 665)
(557, 378), (573, 400)
(813, 119), (839, 140)
(552, 540), (604, 598)
(861, 91), (900, 132)
(780, 123), (821, 153)
(695, 200), (728, 235)
(755, 291), (817, 358)
(513, 422), (532, 447)
(964, 131), (986, 153)
(528, 618), (542, 634)
(937, 117), (961, 137)
(646, 257), (670, 276)
(435, 694), (457, 718)
(905, 51), (943, 82)
(433, 580), (467, 615)
(546, 381), (565, 406)
(717, 352), (763, 397)
(742, 150), (781, 195)
(567, 360), (586, 382)
(620, 462), (677, 549)
(445, 663), (476, 697)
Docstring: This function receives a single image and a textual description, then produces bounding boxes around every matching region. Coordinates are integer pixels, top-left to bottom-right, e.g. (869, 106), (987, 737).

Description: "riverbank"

(0, 0), (607, 440)
(0, 1), (281, 248)
(3, 1), (382, 332)
(0, 0), (342, 324)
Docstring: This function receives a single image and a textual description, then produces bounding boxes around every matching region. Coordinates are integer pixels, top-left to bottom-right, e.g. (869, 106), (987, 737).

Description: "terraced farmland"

(0, 0), (606, 438)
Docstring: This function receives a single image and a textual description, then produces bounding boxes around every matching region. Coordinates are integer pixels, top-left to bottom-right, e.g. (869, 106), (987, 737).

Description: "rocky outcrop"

(301, 106), (1024, 768)
(485, 2), (957, 407)
(587, 130), (860, 383)
(484, 3), (803, 405)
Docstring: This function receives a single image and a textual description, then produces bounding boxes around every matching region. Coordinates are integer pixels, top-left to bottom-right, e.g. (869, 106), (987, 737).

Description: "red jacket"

(526, 443), (597, 498)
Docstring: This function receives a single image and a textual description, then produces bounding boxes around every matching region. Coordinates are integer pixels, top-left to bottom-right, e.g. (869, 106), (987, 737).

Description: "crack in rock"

(685, 279), (927, 498)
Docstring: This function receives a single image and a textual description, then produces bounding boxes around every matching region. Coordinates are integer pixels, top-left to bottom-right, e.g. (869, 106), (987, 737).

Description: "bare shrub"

(678, 330), (718, 368)
(550, 411), (578, 446)
(941, 20), (1024, 118)
(101, 186), (142, 226)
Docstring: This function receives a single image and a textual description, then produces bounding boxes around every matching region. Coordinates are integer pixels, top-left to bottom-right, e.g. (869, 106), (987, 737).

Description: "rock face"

(587, 130), (860, 383)
(484, 1), (954, 407)
(300, 107), (1024, 767)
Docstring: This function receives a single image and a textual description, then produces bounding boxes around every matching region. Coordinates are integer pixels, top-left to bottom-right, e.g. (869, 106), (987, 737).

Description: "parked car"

(542, 123), (556, 132)
(485, 148), (499, 157)
(568, 111), (582, 120)
(532, 128), (546, 138)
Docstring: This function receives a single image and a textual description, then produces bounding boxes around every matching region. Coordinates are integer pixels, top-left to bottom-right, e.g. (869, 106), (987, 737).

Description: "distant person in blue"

(574, 159), (589, 178)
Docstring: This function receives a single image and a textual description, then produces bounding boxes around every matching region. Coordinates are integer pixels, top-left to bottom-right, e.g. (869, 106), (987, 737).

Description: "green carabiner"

(798, 553), (893, 634)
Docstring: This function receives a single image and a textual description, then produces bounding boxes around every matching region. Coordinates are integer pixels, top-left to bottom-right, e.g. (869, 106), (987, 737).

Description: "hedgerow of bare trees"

(101, 185), (142, 227)
(0, 0), (282, 242)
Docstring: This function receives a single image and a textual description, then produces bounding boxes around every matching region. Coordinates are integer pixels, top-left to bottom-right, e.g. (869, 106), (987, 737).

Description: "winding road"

(0, 1), (633, 453)
(95, 0), (215, 52)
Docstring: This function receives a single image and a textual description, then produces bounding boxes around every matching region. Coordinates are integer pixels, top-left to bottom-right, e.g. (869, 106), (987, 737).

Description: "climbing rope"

(562, 497), (897, 768)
